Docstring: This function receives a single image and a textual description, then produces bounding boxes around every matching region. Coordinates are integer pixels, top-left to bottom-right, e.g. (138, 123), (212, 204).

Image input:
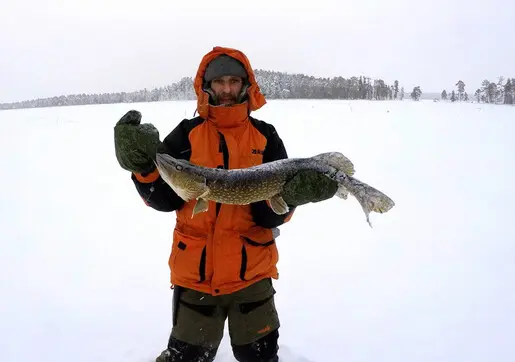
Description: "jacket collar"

(207, 101), (249, 129)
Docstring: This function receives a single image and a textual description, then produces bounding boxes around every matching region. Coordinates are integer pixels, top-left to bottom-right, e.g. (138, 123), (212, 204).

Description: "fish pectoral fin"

(269, 195), (289, 215)
(198, 189), (210, 198)
(336, 184), (349, 199)
(192, 198), (209, 218)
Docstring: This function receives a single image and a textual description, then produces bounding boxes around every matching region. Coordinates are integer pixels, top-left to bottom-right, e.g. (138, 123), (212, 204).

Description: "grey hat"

(204, 55), (248, 82)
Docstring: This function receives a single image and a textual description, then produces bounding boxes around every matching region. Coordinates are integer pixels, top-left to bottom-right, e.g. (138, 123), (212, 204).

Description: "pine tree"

(474, 89), (481, 103)
(394, 80), (399, 100)
(456, 80), (465, 101)
(481, 80), (491, 103)
(504, 79), (513, 104)
(411, 86), (422, 101)
(441, 90), (447, 100)
(497, 77), (505, 104)
(487, 82), (497, 103)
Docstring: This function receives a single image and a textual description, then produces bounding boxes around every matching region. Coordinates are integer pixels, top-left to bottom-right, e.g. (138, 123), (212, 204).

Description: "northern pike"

(154, 151), (395, 227)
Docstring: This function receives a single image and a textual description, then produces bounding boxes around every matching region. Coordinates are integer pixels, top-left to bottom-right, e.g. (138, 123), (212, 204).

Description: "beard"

(217, 92), (238, 105)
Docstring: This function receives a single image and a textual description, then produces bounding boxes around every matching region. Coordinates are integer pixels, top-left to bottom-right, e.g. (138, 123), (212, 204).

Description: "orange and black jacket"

(129, 47), (294, 296)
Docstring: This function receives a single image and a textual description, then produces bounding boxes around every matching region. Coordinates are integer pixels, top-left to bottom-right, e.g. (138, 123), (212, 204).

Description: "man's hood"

(194, 46), (266, 119)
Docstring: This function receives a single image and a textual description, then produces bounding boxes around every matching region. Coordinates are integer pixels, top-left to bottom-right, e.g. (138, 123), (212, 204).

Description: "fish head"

(154, 153), (207, 201)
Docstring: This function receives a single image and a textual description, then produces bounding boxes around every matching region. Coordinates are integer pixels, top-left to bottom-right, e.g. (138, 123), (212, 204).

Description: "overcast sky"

(1, 0), (513, 103)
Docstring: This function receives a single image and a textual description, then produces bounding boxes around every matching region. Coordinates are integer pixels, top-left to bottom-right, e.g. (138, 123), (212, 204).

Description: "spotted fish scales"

(155, 151), (395, 227)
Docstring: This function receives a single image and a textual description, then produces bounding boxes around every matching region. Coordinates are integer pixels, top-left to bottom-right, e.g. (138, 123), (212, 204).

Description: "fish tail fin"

(346, 176), (395, 227)
(312, 152), (355, 176)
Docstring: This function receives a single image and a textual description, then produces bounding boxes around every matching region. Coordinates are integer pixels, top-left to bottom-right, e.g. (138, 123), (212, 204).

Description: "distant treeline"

(441, 77), (515, 104)
(0, 70), (405, 110)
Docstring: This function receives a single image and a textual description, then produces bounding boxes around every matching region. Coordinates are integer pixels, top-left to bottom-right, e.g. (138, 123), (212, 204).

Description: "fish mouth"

(154, 153), (186, 188)
(154, 153), (203, 182)
(155, 152), (180, 170)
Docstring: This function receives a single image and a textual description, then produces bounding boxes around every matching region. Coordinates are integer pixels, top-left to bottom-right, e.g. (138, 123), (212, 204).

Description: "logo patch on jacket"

(251, 148), (264, 155)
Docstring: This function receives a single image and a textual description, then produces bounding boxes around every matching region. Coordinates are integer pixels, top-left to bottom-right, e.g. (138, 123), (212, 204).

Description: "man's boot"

(154, 336), (217, 362)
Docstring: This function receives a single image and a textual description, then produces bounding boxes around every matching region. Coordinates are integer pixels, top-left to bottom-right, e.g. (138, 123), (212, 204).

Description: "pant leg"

(227, 278), (280, 362)
(157, 286), (227, 362)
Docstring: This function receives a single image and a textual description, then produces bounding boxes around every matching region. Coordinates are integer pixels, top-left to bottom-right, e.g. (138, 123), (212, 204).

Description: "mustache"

(219, 92), (236, 100)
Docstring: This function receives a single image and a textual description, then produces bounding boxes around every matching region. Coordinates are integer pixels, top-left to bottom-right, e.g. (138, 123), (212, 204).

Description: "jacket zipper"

(216, 132), (229, 216)
(212, 132), (229, 294)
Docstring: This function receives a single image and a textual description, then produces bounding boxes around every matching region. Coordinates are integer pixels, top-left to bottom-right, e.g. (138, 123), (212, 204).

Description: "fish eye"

(176, 165), (183, 171)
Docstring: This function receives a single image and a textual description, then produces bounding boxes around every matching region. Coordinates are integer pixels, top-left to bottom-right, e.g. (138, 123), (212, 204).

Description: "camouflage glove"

(281, 170), (338, 207)
(114, 110), (161, 174)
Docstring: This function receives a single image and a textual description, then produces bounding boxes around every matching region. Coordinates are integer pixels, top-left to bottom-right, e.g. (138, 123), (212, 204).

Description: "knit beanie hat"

(204, 55), (248, 82)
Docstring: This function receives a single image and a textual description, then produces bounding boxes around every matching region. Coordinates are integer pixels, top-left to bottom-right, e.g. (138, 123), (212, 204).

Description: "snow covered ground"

(1, 99), (515, 362)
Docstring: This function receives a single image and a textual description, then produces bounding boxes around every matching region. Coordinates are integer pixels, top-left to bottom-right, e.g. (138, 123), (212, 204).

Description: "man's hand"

(114, 110), (161, 174)
(281, 170), (338, 207)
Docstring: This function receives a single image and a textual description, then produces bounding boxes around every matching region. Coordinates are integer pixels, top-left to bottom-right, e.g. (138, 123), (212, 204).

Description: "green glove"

(281, 170), (338, 207)
(114, 110), (161, 174)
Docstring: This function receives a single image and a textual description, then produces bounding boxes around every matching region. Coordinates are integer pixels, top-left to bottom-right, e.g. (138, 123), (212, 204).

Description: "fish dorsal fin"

(269, 195), (289, 215)
(312, 152), (355, 176)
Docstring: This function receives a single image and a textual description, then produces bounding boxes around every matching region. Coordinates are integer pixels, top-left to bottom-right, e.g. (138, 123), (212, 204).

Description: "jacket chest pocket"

(172, 230), (207, 283)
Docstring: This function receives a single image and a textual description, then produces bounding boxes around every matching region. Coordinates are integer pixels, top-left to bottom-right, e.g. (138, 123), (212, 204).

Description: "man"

(114, 46), (337, 362)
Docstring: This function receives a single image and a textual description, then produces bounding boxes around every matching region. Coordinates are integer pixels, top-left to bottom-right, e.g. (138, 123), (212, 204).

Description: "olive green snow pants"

(171, 278), (280, 349)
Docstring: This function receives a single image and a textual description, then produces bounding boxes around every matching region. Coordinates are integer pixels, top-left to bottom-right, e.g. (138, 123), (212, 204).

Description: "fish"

(154, 151), (395, 227)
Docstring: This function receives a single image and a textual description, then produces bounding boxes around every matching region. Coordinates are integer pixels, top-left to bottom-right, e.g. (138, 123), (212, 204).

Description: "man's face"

(210, 76), (244, 105)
